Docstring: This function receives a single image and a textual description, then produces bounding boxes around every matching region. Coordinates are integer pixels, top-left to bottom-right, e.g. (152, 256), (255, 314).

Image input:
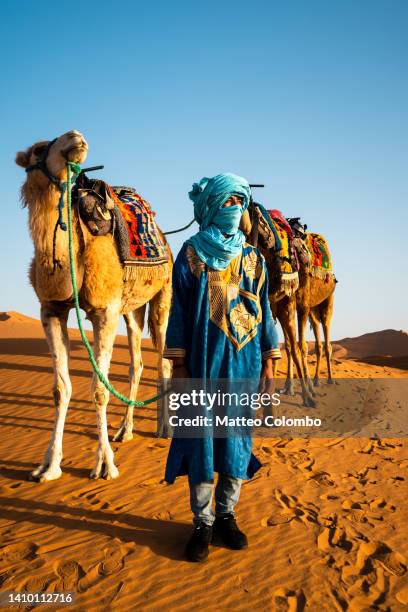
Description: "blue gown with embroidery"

(164, 242), (280, 485)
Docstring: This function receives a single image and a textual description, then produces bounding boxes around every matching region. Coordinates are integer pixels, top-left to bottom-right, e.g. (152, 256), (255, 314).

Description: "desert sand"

(0, 312), (407, 611)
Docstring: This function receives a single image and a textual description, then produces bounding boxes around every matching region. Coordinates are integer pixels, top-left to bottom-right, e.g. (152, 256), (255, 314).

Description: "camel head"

(287, 218), (312, 267)
(15, 130), (89, 188)
(239, 204), (276, 251)
(240, 209), (252, 237)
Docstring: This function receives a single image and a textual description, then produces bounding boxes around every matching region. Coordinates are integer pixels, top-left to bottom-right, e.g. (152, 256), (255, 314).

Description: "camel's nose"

(68, 130), (88, 148)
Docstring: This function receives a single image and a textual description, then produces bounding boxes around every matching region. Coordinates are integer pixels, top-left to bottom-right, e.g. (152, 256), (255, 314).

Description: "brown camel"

(16, 130), (172, 482)
(291, 229), (336, 389)
(240, 207), (315, 407)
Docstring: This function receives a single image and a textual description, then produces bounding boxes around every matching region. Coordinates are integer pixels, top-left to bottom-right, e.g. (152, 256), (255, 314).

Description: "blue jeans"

(190, 473), (242, 526)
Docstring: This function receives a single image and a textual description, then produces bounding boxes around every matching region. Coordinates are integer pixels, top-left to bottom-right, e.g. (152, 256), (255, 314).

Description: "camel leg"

(280, 327), (295, 396)
(298, 307), (315, 395)
(148, 285), (172, 380)
(148, 285), (172, 437)
(31, 303), (71, 482)
(320, 293), (335, 384)
(89, 305), (120, 480)
(277, 298), (315, 408)
(113, 306), (146, 443)
(309, 308), (323, 386)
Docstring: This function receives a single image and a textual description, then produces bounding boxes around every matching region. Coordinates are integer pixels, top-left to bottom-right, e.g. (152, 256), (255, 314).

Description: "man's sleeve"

(259, 259), (281, 360)
(163, 246), (193, 360)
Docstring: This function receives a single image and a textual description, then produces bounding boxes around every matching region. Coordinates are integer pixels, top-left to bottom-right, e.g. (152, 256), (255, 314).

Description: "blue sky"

(1, 0), (407, 340)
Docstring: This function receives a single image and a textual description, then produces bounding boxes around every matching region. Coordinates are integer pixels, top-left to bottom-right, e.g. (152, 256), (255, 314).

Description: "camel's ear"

(15, 150), (30, 168)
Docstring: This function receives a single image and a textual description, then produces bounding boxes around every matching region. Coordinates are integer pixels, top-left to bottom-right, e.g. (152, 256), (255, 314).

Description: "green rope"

(66, 162), (163, 407)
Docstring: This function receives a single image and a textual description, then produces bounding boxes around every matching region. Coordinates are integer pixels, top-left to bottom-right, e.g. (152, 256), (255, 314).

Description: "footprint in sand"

(24, 572), (59, 594)
(269, 449), (315, 475)
(55, 559), (83, 590)
(0, 542), (38, 569)
(77, 561), (102, 593)
(273, 489), (319, 527)
(374, 548), (406, 577)
(356, 540), (407, 577)
(342, 499), (385, 526)
(318, 526), (352, 553)
(307, 471), (336, 488)
(261, 498), (294, 528)
(0, 558), (46, 590)
(77, 545), (127, 592)
(272, 587), (305, 612)
(99, 546), (126, 576)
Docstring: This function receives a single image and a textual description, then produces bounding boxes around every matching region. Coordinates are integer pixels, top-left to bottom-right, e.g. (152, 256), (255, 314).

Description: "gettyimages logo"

(167, 389), (281, 411)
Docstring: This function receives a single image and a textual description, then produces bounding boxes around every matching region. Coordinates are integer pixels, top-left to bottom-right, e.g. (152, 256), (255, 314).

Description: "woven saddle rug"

(306, 233), (333, 281)
(267, 209), (299, 296)
(109, 186), (169, 281)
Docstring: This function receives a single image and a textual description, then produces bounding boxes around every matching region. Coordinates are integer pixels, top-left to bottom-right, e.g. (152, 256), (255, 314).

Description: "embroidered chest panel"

(207, 248), (264, 351)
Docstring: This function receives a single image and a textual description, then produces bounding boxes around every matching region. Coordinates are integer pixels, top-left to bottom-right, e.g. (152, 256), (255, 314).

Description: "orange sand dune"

(0, 313), (407, 610)
(336, 329), (408, 359)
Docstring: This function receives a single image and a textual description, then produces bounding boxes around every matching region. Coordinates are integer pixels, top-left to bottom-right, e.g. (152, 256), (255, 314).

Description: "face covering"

(213, 204), (242, 236)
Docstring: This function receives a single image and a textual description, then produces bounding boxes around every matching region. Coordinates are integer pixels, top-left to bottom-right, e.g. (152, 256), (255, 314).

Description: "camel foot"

(302, 393), (316, 408)
(112, 424), (134, 443)
(280, 382), (295, 396)
(29, 464), (62, 483)
(90, 461), (119, 480)
(156, 424), (170, 439)
(313, 378), (320, 387)
(328, 378), (337, 385)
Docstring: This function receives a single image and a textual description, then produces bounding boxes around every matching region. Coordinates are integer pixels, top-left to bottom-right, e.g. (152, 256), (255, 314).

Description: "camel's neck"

(297, 261), (309, 287)
(23, 180), (80, 271)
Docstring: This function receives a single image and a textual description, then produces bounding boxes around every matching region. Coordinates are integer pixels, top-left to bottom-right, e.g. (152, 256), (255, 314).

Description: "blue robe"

(164, 242), (280, 485)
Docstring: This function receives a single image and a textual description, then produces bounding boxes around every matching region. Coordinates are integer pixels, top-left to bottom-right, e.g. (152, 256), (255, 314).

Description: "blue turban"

(186, 173), (251, 270)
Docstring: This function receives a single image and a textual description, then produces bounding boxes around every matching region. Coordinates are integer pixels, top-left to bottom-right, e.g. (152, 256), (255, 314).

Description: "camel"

(290, 224), (336, 390)
(15, 130), (172, 482)
(240, 206), (315, 407)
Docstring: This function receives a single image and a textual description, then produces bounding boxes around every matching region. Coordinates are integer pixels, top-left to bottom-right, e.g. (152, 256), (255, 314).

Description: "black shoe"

(185, 523), (213, 562)
(213, 514), (248, 550)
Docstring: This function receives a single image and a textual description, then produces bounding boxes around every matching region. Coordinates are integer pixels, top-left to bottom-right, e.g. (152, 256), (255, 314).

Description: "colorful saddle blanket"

(306, 233), (333, 280)
(266, 209), (299, 296)
(109, 186), (169, 280)
(268, 209), (294, 240)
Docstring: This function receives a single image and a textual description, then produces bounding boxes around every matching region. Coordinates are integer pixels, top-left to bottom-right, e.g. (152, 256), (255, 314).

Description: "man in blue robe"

(163, 173), (281, 562)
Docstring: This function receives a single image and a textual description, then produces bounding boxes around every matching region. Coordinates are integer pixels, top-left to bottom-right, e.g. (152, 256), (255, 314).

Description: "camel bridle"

(25, 138), (60, 186)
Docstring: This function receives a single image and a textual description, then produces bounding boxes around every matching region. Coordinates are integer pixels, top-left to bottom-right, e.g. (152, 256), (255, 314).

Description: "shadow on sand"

(0, 495), (187, 561)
